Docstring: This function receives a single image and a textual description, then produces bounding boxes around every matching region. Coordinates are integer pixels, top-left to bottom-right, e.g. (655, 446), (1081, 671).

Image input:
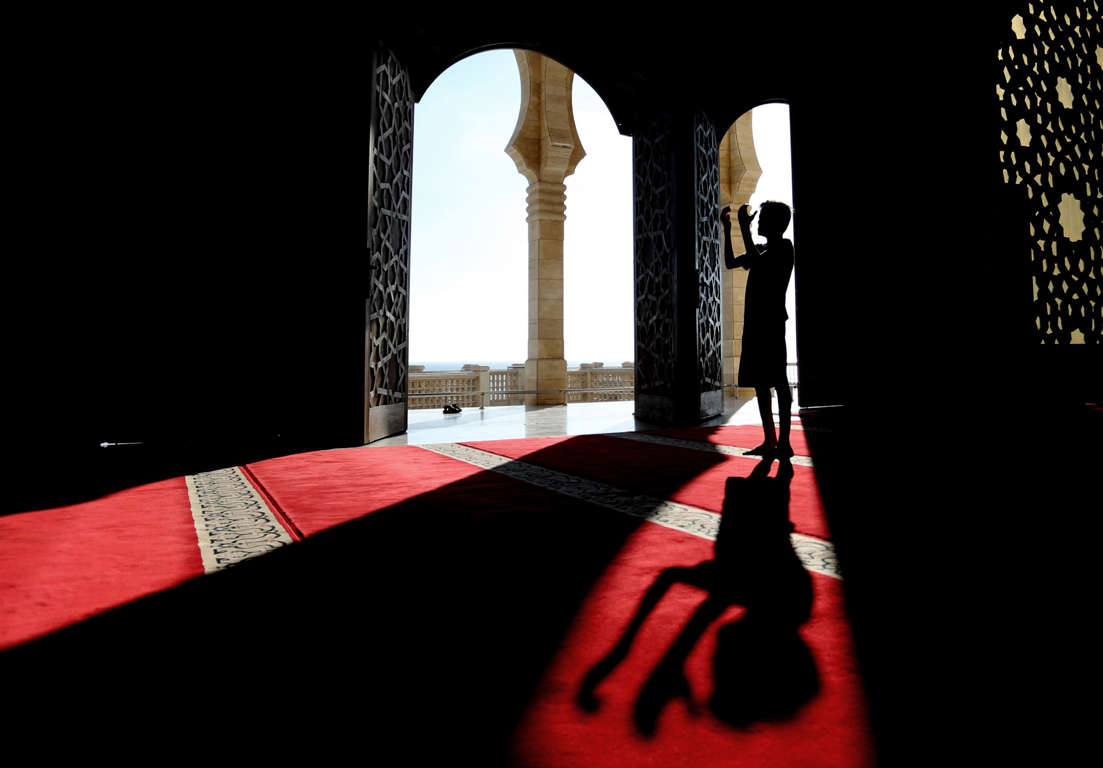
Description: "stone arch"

(406, 41), (632, 139)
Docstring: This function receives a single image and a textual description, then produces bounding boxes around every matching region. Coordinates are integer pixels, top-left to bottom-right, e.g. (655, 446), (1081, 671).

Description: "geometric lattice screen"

(633, 114), (677, 397)
(368, 46), (414, 406)
(996, 1), (1102, 343)
(694, 112), (724, 392)
(633, 112), (725, 401)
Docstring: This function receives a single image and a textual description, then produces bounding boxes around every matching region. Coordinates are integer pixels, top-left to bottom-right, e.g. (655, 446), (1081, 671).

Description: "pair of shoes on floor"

(443, 403), (463, 414)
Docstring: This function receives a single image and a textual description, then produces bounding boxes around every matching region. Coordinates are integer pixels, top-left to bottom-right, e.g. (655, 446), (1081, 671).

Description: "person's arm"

(722, 207), (741, 268)
(722, 205), (759, 270)
(736, 204), (761, 261)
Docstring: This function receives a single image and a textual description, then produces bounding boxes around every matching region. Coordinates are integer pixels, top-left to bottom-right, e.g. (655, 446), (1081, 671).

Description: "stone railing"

(409, 362), (634, 409)
(407, 365), (484, 410)
(566, 363), (635, 403)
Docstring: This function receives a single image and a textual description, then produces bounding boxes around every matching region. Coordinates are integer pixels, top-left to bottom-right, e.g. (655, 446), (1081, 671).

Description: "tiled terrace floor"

(370, 394), (802, 447)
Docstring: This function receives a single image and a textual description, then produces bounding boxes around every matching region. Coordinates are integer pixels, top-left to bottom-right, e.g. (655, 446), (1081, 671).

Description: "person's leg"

(776, 383), (793, 456)
(745, 387), (777, 455)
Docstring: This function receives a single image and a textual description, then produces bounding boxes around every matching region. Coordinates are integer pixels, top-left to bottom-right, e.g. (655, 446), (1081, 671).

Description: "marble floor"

(370, 394), (802, 447)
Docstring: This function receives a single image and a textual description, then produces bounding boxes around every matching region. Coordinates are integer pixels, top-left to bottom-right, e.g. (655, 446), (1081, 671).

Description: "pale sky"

(410, 49), (794, 367)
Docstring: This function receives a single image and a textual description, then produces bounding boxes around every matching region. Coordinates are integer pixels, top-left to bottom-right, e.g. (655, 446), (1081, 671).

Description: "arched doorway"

(370, 45), (632, 440)
(718, 102), (798, 414)
(367, 41), (735, 439)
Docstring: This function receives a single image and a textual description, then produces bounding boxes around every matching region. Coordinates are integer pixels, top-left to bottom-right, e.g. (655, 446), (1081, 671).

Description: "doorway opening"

(719, 102), (798, 420)
(406, 48), (632, 416)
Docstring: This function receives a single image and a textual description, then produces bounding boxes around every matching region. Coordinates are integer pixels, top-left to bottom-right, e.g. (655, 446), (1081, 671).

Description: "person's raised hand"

(737, 204), (756, 228)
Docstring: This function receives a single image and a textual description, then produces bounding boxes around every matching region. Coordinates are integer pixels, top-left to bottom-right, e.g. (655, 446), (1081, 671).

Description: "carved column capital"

(719, 110), (761, 207)
(505, 50), (586, 185)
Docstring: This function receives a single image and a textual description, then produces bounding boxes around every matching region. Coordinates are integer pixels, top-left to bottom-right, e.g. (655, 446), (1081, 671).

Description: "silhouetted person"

(577, 458), (817, 734)
(722, 202), (795, 457)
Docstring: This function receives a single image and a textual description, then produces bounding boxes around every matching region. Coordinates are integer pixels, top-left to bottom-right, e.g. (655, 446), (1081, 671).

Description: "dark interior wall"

(754, 12), (1100, 761)
(783, 21), (1005, 408)
(9, 8), (1098, 513)
(774, 7), (1099, 409)
(11, 19), (374, 511)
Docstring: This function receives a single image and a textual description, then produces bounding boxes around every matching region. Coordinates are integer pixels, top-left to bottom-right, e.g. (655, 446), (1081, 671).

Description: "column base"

(524, 358), (567, 406)
(636, 390), (723, 425)
(724, 385), (757, 399)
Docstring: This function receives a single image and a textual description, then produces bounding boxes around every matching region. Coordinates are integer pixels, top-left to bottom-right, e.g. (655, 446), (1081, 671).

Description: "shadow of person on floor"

(577, 456), (818, 734)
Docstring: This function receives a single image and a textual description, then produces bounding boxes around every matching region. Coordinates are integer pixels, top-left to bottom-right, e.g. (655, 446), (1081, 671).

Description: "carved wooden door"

(366, 45), (413, 442)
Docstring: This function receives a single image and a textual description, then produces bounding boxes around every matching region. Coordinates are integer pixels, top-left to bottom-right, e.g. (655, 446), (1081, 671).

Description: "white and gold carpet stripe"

(421, 442), (839, 579)
(185, 467), (293, 574)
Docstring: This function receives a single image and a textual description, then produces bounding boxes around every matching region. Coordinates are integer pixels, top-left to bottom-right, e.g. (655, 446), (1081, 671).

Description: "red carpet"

(244, 444), (490, 537)
(246, 439), (869, 766)
(0, 445), (489, 649)
(508, 523), (872, 768)
(0, 477), (204, 650)
(1, 431), (872, 766)
(462, 434), (831, 540)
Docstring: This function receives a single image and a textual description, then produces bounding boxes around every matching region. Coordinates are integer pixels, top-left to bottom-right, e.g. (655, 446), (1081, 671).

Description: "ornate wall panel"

(634, 115), (677, 396)
(996, 1), (1102, 343)
(694, 112), (724, 391)
(368, 46), (414, 406)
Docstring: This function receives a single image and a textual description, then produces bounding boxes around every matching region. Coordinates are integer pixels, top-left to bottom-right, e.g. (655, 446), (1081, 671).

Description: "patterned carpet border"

(421, 442), (840, 579)
(185, 467), (294, 574)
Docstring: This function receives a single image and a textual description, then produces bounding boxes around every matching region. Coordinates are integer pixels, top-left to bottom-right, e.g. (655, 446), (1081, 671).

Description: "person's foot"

(744, 443), (776, 457)
(775, 442), (794, 457)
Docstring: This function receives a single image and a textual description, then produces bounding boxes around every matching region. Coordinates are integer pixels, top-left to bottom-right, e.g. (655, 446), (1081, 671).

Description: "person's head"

(756, 201), (791, 238)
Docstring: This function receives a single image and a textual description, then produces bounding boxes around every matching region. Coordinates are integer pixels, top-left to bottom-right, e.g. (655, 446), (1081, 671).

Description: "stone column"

(505, 50), (585, 406)
(718, 111), (762, 399)
(473, 365), (491, 408)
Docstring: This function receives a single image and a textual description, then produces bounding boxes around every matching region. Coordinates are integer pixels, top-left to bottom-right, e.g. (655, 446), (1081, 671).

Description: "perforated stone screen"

(996, 1), (1102, 343)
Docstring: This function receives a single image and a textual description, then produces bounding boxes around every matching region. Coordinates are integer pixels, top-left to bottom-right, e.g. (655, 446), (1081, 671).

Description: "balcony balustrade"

(408, 362), (635, 409)
(408, 361), (797, 410)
